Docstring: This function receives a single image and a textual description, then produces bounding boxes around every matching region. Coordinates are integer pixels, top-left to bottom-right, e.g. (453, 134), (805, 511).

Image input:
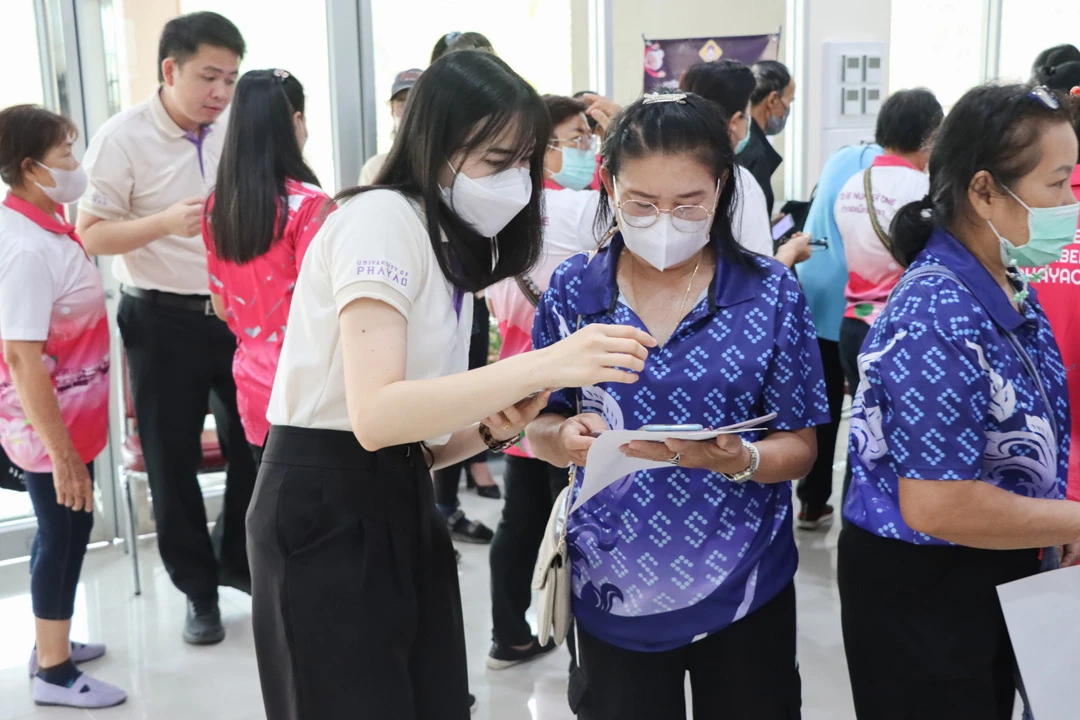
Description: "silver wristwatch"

(728, 438), (760, 484)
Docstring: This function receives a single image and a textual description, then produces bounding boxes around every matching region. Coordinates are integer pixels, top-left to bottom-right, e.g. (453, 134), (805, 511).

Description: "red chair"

(117, 350), (226, 596)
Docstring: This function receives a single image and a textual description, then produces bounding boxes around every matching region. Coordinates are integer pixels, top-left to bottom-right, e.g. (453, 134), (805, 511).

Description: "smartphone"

(639, 424), (704, 433)
(771, 214), (796, 243)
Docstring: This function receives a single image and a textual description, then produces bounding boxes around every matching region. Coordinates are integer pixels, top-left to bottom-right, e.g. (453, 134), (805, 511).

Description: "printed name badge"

(356, 260), (410, 289)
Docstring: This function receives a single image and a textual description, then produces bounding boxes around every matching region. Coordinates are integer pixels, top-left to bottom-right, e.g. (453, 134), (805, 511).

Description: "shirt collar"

(750, 120), (783, 170)
(872, 154), (920, 171)
(924, 227), (1025, 331)
(3, 192), (85, 251)
(575, 235), (759, 316)
(148, 88), (214, 142)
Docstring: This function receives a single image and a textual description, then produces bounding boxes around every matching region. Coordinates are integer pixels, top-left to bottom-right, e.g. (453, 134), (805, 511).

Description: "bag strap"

(891, 265), (1058, 442)
(557, 313), (586, 550)
(516, 274), (543, 308)
(863, 169), (892, 251)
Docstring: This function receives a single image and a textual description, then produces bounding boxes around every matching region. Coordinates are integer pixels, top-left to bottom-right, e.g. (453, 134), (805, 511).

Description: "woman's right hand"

(559, 413), (610, 466)
(53, 453), (93, 513)
(776, 232), (813, 268)
(539, 323), (656, 389)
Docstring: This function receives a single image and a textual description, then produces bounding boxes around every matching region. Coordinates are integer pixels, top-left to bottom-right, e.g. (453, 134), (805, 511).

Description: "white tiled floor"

(0, 462), (857, 720)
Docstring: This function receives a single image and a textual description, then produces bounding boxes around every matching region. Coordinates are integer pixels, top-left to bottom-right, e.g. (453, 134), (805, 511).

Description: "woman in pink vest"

(0, 105), (125, 708)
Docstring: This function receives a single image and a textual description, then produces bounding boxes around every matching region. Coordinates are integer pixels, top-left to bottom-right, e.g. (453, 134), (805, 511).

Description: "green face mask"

(989, 185), (1080, 268)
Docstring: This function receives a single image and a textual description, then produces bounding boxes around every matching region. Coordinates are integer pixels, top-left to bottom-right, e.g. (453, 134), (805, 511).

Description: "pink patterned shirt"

(0, 193), (110, 473)
(203, 178), (331, 445)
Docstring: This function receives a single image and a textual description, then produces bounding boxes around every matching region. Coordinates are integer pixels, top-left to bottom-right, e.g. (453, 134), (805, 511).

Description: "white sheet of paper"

(569, 413), (777, 514)
(997, 564), (1080, 720)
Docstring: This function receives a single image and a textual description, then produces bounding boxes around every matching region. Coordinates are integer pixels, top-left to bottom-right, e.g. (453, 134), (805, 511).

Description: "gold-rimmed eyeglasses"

(614, 179), (721, 231)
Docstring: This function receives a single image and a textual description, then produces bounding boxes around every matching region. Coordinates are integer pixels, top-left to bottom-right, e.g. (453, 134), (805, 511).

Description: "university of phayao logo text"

(356, 260), (409, 288)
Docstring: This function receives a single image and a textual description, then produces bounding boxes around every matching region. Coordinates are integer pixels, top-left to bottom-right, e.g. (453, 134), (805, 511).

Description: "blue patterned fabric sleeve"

(858, 284), (991, 481)
(532, 256), (586, 418)
(761, 270), (832, 430)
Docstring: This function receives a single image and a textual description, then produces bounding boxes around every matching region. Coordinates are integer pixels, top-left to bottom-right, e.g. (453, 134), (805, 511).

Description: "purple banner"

(644, 33), (781, 94)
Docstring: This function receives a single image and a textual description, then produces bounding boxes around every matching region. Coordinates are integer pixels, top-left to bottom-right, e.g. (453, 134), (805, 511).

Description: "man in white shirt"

(76, 11), (250, 647)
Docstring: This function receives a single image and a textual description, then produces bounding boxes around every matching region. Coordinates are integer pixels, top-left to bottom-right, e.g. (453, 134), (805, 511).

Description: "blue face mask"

(550, 146), (596, 191)
(735, 121), (752, 155)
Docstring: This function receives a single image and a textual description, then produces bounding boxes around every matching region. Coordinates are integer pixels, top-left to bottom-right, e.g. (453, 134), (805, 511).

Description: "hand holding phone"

(639, 424), (704, 433)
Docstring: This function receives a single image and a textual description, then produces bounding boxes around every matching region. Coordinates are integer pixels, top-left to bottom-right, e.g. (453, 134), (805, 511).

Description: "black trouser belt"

(121, 286), (215, 315)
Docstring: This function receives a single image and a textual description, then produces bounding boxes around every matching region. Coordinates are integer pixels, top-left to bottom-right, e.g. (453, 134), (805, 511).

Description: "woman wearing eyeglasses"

(527, 92), (829, 720)
(839, 84), (1080, 720)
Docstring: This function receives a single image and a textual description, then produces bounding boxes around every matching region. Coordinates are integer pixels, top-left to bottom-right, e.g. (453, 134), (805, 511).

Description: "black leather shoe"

(183, 597), (225, 645)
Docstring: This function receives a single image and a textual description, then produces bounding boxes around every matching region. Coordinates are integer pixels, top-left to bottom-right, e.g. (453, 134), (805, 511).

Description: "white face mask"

(35, 162), (88, 204)
(440, 161), (532, 238)
(613, 181), (717, 271)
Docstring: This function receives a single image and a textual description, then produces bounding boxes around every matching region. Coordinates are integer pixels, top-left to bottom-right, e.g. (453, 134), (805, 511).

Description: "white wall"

(796, 0), (891, 198)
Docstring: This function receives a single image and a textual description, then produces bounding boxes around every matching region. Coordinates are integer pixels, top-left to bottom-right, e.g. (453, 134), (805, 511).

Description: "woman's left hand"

(621, 434), (751, 475)
(485, 391), (553, 443)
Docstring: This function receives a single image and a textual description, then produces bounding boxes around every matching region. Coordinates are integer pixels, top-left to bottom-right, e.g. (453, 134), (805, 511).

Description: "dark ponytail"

(889, 83), (1067, 267)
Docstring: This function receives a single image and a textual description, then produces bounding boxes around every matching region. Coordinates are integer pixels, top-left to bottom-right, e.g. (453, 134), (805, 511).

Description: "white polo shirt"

(79, 89), (226, 295)
(732, 165), (773, 257)
(267, 189), (473, 446)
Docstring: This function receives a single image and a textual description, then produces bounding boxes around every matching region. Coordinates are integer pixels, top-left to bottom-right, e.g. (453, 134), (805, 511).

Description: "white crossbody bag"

(532, 313), (584, 647)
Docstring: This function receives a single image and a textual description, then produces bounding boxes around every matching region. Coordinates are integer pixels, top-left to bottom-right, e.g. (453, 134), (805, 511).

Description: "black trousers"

(433, 300), (490, 508)
(248, 426), (470, 720)
(117, 294), (257, 600)
(838, 318), (871, 508)
(571, 582), (800, 719)
(796, 337), (845, 508)
(838, 525), (1039, 720)
(489, 455), (566, 646)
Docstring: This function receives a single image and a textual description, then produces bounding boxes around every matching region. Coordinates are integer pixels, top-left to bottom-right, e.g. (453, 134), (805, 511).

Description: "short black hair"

(750, 60), (791, 105)
(875, 88), (944, 154)
(158, 12), (246, 83)
(0, 105), (78, 188)
(430, 31), (494, 64)
(680, 60), (756, 120)
(1032, 44), (1080, 85)
(543, 95), (587, 131)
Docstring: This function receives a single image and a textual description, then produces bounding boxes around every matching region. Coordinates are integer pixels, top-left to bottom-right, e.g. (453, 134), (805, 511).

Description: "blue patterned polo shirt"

(845, 228), (1071, 544)
(533, 237), (830, 652)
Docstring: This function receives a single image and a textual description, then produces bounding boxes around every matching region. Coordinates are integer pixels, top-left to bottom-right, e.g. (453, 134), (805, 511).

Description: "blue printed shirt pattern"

(533, 237), (830, 652)
(845, 228), (1071, 544)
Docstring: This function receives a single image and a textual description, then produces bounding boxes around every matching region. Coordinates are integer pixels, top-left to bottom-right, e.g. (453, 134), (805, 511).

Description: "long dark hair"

(595, 92), (755, 269)
(890, 83), (1068, 267)
(209, 69), (320, 264)
(334, 50), (550, 293)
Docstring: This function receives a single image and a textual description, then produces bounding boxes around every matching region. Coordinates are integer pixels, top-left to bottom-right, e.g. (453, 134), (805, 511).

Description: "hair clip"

(273, 69), (291, 79)
(1071, 86), (1080, 96)
(643, 92), (687, 105)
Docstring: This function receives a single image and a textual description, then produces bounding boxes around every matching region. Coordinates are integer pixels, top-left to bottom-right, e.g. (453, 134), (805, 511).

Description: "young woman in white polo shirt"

(246, 50), (655, 720)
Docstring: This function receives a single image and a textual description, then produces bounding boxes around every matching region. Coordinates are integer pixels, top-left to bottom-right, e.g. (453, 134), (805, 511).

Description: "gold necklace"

(626, 252), (703, 342)
(676, 255), (703, 322)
